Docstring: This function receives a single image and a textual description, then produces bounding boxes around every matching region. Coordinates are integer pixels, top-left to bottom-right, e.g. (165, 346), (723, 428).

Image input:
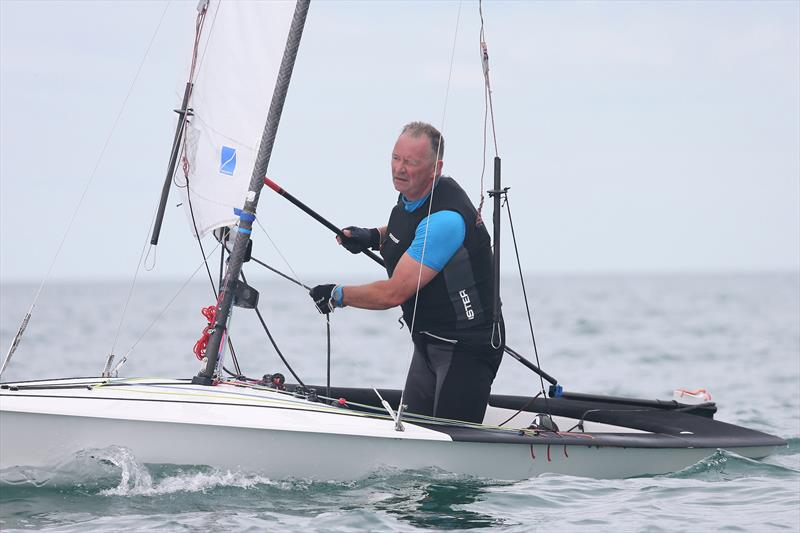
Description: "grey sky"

(1, 0), (798, 284)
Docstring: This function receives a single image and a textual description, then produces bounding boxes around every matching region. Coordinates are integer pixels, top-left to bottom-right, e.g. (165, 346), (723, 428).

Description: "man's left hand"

(338, 227), (380, 254)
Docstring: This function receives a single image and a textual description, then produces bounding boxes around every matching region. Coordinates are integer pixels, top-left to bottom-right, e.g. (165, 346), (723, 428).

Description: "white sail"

(178, 0), (295, 237)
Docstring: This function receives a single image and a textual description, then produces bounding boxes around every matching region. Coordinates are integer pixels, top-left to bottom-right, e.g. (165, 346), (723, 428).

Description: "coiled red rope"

(193, 302), (219, 360)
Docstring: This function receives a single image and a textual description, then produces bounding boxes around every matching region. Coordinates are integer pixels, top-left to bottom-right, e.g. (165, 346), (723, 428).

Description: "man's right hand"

(338, 226), (380, 254)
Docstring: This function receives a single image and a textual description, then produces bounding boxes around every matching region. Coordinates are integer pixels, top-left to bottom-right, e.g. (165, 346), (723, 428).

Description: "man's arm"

(340, 211), (463, 309)
(341, 252), (438, 310)
(310, 213), (464, 314)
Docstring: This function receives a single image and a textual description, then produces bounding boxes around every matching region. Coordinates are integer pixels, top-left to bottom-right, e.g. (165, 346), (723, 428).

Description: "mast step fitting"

(191, 375), (214, 386)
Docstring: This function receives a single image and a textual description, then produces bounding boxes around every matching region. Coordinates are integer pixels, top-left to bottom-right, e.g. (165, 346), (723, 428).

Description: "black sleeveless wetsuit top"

(380, 176), (497, 341)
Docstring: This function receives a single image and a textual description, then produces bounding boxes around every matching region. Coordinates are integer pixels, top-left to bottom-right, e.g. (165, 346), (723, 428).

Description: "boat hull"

(0, 410), (778, 480)
(0, 378), (786, 480)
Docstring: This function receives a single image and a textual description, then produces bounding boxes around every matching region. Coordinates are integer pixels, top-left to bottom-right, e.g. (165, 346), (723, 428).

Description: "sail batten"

(178, 0), (296, 237)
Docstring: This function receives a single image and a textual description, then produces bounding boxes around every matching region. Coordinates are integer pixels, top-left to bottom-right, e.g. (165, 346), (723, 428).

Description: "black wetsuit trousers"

(402, 334), (503, 424)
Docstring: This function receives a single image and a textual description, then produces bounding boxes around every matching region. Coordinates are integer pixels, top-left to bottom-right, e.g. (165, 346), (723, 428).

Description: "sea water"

(0, 273), (798, 532)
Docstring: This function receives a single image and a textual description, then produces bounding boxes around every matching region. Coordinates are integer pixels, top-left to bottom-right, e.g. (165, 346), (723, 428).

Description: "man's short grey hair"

(401, 121), (444, 161)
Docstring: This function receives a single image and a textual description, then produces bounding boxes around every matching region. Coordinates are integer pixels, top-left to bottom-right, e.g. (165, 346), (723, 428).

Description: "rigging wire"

(111, 243), (221, 376)
(477, 0), (550, 401)
(478, 0), (504, 351)
(255, 219), (308, 289)
(0, 1), (172, 379)
(505, 197), (548, 400)
(218, 231), (242, 376)
(397, 0), (464, 420)
(218, 232), (226, 290)
(104, 205), (161, 375)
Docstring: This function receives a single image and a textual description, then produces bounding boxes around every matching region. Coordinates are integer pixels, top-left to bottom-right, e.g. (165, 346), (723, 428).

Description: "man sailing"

(310, 121), (503, 424)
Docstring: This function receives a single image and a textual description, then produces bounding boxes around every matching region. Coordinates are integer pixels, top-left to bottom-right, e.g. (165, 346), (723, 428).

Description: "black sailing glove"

(339, 226), (380, 254)
(310, 284), (344, 314)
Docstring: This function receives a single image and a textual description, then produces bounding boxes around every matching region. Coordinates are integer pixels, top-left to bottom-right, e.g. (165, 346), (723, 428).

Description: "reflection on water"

(380, 479), (505, 530)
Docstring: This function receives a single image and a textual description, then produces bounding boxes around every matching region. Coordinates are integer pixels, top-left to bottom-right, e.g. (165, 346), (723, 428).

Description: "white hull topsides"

(0, 378), (781, 480)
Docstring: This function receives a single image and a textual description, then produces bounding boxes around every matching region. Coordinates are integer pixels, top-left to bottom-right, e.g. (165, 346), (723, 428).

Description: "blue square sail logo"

(220, 146), (237, 176)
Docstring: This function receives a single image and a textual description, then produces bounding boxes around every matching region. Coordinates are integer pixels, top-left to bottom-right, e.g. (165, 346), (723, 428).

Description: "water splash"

(0, 446), (137, 491)
(95, 446), (153, 496)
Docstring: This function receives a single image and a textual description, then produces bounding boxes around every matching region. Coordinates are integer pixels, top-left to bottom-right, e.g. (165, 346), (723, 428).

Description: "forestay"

(178, 0), (295, 237)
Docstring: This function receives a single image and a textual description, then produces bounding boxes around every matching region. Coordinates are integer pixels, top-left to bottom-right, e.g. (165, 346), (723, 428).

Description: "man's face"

(391, 134), (440, 201)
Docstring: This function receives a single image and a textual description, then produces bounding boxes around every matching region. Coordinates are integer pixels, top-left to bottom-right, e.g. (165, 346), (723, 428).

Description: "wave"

(0, 446), (499, 501)
(668, 447), (799, 480)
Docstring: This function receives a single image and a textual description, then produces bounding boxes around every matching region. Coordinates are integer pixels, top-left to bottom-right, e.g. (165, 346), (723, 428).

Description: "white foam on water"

(103, 468), (281, 497)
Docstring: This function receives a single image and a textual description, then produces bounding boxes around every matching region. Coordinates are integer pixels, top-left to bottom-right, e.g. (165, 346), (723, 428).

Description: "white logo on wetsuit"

(459, 289), (475, 320)
(388, 232), (400, 244)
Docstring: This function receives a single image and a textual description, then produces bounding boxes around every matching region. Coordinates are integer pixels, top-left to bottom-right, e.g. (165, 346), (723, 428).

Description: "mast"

(193, 0), (311, 385)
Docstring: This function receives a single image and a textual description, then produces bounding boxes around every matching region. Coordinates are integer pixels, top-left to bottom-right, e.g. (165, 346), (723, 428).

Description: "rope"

(175, 1), (215, 189)
(477, 0), (500, 220)
(193, 298), (222, 361)
(240, 272), (306, 388)
(0, 2), (172, 380)
(250, 256), (309, 290)
(326, 315), (332, 398)
(498, 391), (542, 427)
